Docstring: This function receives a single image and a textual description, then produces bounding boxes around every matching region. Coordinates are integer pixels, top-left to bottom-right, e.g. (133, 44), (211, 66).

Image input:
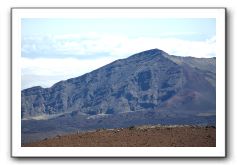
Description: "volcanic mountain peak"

(21, 48), (215, 120)
(124, 48), (167, 62)
(129, 48), (166, 58)
(21, 48), (216, 144)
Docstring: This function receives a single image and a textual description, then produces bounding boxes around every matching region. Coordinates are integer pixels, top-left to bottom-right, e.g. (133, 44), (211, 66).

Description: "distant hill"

(21, 49), (216, 144)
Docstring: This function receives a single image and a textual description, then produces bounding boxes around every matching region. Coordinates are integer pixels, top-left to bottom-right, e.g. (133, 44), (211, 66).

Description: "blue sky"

(22, 18), (215, 40)
(21, 18), (216, 89)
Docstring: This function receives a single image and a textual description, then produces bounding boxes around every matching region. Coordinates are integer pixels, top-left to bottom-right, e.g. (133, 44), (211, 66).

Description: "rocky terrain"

(21, 48), (216, 144)
(23, 125), (216, 147)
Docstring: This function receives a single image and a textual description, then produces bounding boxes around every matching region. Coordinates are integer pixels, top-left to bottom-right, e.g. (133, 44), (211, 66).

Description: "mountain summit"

(22, 48), (215, 119)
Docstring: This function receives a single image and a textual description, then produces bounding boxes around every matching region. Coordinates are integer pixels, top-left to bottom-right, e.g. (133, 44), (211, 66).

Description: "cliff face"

(21, 49), (216, 119)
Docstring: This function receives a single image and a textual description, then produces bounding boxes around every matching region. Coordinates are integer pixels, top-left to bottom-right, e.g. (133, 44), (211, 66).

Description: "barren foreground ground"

(23, 125), (216, 147)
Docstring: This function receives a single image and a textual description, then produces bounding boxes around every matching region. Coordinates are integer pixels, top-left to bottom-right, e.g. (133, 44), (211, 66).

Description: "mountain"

(21, 49), (216, 144)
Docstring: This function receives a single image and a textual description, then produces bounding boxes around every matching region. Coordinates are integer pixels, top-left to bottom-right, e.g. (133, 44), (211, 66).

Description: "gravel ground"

(23, 125), (216, 147)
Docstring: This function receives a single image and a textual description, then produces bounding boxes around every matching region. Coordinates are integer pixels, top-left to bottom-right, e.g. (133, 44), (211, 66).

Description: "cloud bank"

(22, 33), (216, 59)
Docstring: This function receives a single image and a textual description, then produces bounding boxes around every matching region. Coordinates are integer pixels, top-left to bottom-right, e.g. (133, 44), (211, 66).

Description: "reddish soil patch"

(23, 125), (216, 147)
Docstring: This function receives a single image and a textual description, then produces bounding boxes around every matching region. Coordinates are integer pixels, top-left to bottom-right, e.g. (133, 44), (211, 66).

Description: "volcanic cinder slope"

(21, 49), (216, 144)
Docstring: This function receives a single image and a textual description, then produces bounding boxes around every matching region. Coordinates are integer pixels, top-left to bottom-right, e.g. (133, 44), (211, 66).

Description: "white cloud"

(157, 36), (216, 58)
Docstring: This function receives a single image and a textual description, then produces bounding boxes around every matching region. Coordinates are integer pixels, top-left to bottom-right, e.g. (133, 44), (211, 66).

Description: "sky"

(21, 18), (216, 89)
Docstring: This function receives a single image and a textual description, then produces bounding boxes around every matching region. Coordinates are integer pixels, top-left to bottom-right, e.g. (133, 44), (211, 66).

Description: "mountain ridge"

(22, 48), (215, 91)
